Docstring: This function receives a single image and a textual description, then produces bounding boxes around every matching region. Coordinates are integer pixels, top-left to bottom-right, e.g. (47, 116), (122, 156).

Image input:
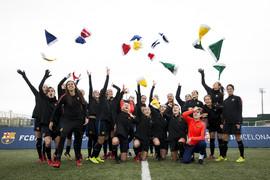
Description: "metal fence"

(0, 111), (33, 127)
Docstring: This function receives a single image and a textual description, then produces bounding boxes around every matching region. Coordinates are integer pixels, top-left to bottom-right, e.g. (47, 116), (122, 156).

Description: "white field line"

(141, 161), (151, 180)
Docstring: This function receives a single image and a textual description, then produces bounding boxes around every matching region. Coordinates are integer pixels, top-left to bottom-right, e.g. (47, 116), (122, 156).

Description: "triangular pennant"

(148, 53), (155, 60)
(41, 52), (56, 62)
(45, 30), (57, 45)
(208, 39), (224, 62)
(192, 39), (204, 50)
(199, 24), (211, 40)
(130, 35), (142, 41)
(75, 36), (86, 44)
(137, 77), (147, 87)
(151, 98), (160, 109)
(133, 40), (142, 50)
(122, 43), (131, 55)
(213, 63), (226, 80)
(81, 28), (91, 38)
(72, 72), (81, 81)
(160, 61), (178, 75)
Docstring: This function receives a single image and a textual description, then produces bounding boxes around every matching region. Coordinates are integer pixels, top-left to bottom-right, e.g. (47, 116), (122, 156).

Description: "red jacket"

(182, 110), (206, 145)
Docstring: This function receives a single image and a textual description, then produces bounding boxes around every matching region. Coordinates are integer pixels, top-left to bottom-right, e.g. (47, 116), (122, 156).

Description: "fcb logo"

(1, 132), (16, 144)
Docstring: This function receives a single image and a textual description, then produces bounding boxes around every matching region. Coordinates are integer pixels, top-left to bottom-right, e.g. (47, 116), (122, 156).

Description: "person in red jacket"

(182, 107), (206, 164)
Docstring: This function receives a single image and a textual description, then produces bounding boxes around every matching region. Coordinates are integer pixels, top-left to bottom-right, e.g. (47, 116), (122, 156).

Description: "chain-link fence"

(0, 111), (33, 127)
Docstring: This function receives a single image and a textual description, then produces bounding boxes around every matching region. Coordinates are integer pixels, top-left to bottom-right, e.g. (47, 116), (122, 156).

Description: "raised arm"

(17, 69), (38, 96)
(182, 109), (194, 125)
(38, 69), (51, 97)
(198, 68), (212, 94)
(57, 73), (70, 98)
(175, 84), (185, 108)
(87, 71), (93, 103)
(100, 68), (110, 98)
(149, 81), (156, 106)
(135, 84), (142, 118)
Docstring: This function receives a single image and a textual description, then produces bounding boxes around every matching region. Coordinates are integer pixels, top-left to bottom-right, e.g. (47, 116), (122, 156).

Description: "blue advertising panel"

(0, 127), (270, 149)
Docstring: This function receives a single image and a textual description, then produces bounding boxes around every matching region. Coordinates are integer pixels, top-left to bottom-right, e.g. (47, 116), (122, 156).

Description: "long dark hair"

(65, 80), (87, 106)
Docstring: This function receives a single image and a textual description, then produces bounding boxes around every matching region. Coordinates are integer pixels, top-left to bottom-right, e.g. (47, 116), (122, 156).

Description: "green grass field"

(0, 148), (269, 180)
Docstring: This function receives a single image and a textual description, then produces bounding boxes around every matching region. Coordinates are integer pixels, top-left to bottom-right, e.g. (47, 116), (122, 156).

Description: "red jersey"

(182, 110), (206, 145)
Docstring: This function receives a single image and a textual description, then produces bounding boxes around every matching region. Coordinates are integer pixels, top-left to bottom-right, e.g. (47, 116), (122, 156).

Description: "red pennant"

(81, 28), (91, 38)
(72, 72), (81, 81)
(148, 53), (155, 60)
(122, 43), (131, 55)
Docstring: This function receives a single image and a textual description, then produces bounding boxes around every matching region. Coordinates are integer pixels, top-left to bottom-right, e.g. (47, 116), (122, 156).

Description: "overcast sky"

(0, 0), (269, 117)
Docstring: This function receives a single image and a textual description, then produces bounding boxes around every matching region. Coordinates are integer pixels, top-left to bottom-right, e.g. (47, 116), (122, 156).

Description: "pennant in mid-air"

(160, 61), (178, 75)
(45, 30), (57, 45)
(150, 98), (160, 109)
(133, 40), (142, 50)
(41, 53), (56, 62)
(72, 72), (81, 81)
(137, 77), (147, 87)
(81, 28), (91, 38)
(75, 36), (86, 44)
(213, 63), (226, 80)
(130, 35), (142, 41)
(192, 39), (204, 50)
(209, 39), (224, 62)
(199, 24), (211, 41)
(159, 33), (169, 43)
(151, 40), (160, 49)
(122, 43), (131, 55)
(148, 53), (155, 60)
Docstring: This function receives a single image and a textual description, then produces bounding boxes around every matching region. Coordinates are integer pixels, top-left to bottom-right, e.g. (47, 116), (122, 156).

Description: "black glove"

(17, 69), (26, 77)
(198, 68), (204, 74)
(45, 69), (51, 78)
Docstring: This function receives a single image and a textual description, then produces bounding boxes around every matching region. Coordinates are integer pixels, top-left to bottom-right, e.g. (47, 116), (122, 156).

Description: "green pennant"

(209, 39), (224, 61)
(160, 61), (178, 75)
(213, 63), (226, 80)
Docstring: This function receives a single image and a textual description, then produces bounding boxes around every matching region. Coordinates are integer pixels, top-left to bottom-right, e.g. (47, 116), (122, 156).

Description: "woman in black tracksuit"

(112, 100), (135, 163)
(149, 82), (168, 160)
(17, 69), (47, 162)
(202, 95), (223, 159)
(88, 68), (110, 164)
(49, 80), (88, 168)
(219, 84), (245, 163)
(38, 70), (60, 165)
(198, 68), (224, 159)
(103, 84), (123, 159)
(133, 84), (153, 161)
(167, 104), (188, 161)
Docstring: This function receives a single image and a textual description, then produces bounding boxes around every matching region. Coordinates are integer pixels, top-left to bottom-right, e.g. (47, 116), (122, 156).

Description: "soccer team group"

(17, 67), (245, 168)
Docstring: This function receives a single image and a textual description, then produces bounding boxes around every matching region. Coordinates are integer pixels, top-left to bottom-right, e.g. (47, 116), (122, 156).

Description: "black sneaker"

(115, 156), (121, 164)
(198, 159), (204, 165)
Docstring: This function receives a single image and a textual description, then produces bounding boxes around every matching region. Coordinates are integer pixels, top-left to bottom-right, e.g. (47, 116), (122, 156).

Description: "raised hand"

(198, 68), (204, 74)
(17, 69), (26, 76)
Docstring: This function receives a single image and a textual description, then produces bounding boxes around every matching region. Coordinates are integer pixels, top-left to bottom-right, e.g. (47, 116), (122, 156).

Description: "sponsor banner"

(0, 127), (270, 149)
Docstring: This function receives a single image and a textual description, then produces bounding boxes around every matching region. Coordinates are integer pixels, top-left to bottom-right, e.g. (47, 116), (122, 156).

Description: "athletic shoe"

(85, 157), (90, 161)
(128, 152), (132, 157)
(95, 157), (105, 163)
(133, 155), (140, 162)
(215, 156), (224, 162)
(89, 157), (99, 164)
(64, 152), (72, 161)
(149, 153), (154, 157)
(76, 160), (82, 167)
(208, 155), (216, 160)
(47, 160), (53, 166)
(198, 159), (204, 165)
(52, 161), (61, 168)
(236, 156), (245, 163)
(115, 156), (121, 164)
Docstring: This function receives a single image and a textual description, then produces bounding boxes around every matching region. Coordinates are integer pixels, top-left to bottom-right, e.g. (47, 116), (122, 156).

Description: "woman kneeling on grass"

(182, 107), (206, 164)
